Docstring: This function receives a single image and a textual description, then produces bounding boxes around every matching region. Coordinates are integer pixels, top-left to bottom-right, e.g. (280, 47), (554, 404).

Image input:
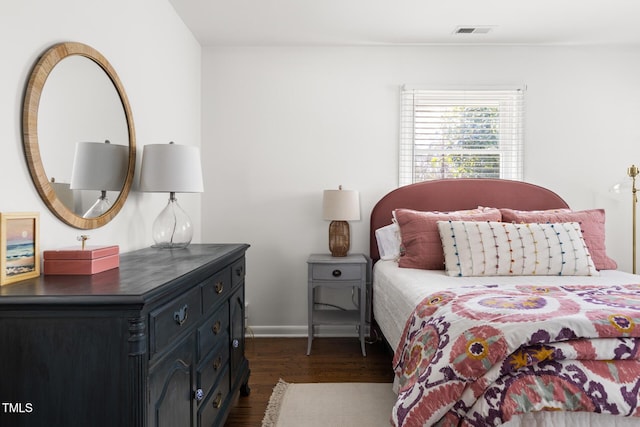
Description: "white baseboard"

(246, 324), (370, 338)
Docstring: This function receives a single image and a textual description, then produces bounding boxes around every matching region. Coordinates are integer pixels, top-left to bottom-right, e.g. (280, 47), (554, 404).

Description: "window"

(399, 87), (524, 187)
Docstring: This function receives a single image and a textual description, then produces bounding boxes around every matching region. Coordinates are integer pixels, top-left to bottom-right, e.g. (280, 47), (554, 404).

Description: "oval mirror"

(22, 42), (136, 229)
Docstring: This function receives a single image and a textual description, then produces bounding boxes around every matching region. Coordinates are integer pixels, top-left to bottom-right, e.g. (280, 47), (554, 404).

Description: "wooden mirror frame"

(22, 42), (136, 229)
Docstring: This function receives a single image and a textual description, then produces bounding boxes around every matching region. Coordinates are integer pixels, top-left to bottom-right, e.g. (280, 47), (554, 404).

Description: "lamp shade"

(70, 141), (128, 191)
(139, 142), (204, 193)
(322, 188), (360, 221)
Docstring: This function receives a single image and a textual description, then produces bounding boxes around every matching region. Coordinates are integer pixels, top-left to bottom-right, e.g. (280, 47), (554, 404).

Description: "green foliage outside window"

(413, 105), (501, 181)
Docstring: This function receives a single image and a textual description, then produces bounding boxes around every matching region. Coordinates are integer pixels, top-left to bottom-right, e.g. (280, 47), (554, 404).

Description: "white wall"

(0, 0), (201, 253)
(202, 45), (640, 336)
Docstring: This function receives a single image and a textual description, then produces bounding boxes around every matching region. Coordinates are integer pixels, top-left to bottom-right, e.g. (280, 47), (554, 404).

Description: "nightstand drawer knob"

(232, 339), (239, 348)
(332, 269), (342, 277)
(194, 388), (204, 402)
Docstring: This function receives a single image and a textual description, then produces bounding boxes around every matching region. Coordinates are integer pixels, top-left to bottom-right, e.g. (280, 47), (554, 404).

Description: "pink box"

(43, 245), (119, 275)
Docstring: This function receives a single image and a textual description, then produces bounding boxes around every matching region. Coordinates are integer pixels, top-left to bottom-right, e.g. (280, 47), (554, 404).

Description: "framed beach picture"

(1, 212), (40, 285)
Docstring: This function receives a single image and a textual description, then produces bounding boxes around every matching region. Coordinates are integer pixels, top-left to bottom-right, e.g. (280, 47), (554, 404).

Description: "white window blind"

(399, 87), (524, 187)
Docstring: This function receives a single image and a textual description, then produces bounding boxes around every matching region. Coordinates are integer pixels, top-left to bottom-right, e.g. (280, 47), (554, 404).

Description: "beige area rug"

(262, 379), (396, 427)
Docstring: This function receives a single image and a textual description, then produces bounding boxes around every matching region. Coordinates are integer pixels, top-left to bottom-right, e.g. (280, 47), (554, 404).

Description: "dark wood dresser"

(0, 243), (250, 427)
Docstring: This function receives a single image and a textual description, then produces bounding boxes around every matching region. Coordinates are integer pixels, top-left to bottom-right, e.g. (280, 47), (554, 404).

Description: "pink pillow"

(499, 208), (617, 270)
(394, 208), (501, 270)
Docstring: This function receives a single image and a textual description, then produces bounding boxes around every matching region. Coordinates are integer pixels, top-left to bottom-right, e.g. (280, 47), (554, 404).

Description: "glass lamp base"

(83, 193), (111, 218)
(152, 194), (193, 249)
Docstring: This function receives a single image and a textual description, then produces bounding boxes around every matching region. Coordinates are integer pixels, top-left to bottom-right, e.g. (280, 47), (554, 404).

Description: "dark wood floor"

(224, 336), (395, 426)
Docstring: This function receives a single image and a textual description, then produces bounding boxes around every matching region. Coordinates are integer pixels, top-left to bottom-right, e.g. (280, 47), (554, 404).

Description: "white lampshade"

(322, 188), (360, 221)
(139, 142), (204, 193)
(70, 141), (128, 191)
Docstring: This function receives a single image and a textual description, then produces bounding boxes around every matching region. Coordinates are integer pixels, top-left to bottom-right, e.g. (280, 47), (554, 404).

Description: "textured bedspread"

(392, 283), (640, 426)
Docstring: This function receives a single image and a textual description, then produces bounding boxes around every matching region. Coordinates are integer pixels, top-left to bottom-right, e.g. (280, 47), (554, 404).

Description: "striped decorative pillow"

(437, 220), (598, 277)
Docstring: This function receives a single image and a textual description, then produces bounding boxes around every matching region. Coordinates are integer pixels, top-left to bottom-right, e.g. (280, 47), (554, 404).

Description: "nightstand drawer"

(201, 267), (231, 312)
(312, 263), (361, 281)
(197, 304), (230, 360)
(150, 286), (203, 357)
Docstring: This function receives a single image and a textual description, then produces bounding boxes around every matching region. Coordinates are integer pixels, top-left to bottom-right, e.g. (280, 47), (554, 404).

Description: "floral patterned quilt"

(392, 283), (640, 426)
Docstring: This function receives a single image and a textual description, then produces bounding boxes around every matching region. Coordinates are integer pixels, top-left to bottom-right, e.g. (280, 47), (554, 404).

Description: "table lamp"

(70, 140), (128, 218)
(322, 185), (360, 257)
(139, 142), (204, 248)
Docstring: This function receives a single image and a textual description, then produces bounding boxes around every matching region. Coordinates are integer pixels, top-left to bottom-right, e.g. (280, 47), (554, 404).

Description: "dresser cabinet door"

(149, 337), (196, 427)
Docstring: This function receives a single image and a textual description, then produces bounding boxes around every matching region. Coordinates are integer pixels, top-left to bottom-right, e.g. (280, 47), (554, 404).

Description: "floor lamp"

(629, 165), (639, 274)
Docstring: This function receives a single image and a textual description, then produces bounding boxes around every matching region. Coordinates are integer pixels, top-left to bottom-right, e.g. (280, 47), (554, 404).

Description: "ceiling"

(169, 0), (640, 47)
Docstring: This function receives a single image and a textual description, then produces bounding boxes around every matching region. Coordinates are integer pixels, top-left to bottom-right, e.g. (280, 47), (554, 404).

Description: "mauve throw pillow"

(394, 208), (501, 270)
(499, 208), (617, 270)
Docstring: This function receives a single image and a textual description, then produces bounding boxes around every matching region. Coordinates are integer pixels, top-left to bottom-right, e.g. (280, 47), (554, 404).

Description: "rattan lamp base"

(328, 220), (350, 257)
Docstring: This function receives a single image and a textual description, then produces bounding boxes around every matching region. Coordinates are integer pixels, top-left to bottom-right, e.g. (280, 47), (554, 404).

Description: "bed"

(370, 178), (640, 427)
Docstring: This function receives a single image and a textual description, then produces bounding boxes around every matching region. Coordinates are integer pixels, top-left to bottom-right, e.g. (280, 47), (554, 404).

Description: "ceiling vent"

(454, 26), (494, 35)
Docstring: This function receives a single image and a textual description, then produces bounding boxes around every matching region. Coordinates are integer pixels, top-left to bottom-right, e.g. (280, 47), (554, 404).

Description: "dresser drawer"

(197, 303), (230, 360)
(231, 257), (246, 288)
(198, 367), (230, 427)
(197, 339), (230, 399)
(201, 267), (231, 312)
(150, 286), (203, 357)
(312, 263), (362, 281)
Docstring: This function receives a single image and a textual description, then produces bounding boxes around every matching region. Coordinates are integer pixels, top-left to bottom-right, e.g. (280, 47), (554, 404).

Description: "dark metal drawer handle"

(212, 320), (221, 335)
(332, 269), (342, 277)
(213, 356), (222, 371)
(174, 304), (188, 326)
(235, 265), (244, 277)
(215, 281), (224, 294)
(212, 392), (223, 409)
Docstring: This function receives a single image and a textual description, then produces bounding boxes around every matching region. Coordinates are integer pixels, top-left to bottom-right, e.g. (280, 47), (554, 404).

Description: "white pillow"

(437, 221), (598, 277)
(375, 223), (401, 261)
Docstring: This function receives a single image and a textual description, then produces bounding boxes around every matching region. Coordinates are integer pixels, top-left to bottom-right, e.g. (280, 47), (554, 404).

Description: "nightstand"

(307, 253), (369, 356)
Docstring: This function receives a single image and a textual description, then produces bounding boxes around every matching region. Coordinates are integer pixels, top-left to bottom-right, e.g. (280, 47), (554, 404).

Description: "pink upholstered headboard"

(369, 178), (570, 262)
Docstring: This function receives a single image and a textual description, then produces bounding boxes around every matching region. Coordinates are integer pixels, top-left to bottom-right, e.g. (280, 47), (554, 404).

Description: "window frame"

(399, 86), (525, 187)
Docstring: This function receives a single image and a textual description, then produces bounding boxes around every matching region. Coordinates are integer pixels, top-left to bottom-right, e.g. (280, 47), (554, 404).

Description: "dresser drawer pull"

(212, 320), (222, 334)
(332, 269), (342, 277)
(212, 392), (223, 409)
(194, 388), (204, 402)
(174, 305), (189, 326)
(213, 356), (222, 371)
(235, 266), (244, 277)
(232, 339), (239, 349)
(215, 281), (224, 294)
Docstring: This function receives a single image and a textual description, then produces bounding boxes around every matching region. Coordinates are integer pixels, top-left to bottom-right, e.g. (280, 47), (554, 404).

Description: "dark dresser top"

(0, 243), (249, 307)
